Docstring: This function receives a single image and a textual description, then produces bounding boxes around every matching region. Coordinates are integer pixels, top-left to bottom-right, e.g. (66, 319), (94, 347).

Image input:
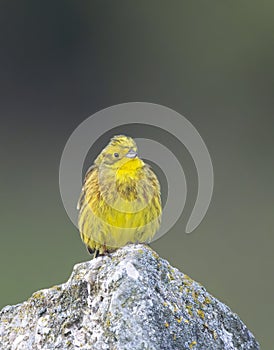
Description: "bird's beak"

(126, 149), (138, 158)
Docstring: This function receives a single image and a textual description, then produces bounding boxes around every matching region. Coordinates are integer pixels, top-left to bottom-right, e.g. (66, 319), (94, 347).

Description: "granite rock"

(0, 244), (260, 350)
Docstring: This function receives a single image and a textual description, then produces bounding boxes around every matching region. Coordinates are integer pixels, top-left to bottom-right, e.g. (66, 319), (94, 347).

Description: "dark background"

(0, 1), (273, 348)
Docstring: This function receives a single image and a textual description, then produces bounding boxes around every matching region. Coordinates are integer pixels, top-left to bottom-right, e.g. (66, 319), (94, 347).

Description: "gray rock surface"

(0, 244), (259, 350)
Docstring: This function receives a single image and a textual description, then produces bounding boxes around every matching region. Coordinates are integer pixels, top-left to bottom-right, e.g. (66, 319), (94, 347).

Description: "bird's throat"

(116, 158), (144, 181)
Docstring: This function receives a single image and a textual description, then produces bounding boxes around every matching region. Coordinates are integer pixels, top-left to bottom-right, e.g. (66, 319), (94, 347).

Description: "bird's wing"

(143, 163), (162, 199)
(77, 165), (96, 210)
(144, 163), (160, 183)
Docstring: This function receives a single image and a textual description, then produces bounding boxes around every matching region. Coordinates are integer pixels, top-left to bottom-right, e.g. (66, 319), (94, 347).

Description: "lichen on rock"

(0, 244), (260, 350)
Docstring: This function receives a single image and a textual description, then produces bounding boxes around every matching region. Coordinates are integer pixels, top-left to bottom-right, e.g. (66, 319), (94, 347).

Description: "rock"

(0, 244), (259, 350)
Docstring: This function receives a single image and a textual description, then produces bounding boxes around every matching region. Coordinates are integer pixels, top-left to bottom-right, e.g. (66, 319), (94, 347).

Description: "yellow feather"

(77, 135), (162, 255)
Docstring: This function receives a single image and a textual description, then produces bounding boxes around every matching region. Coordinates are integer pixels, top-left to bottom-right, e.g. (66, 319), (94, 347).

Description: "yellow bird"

(77, 135), (162, 257)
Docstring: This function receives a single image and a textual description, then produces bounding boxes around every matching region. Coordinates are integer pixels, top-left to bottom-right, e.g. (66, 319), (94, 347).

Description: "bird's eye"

(114, 153), (119, 158)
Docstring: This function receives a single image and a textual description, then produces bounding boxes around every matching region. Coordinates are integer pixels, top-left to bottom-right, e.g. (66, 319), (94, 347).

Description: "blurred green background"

(0, 1), (273, 348)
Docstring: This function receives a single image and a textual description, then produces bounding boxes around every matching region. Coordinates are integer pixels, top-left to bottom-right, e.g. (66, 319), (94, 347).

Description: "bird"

(77, 135), (162, 258)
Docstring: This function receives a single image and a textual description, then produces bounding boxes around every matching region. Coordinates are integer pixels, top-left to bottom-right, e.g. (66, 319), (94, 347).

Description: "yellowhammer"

(77, 135), (162, 257)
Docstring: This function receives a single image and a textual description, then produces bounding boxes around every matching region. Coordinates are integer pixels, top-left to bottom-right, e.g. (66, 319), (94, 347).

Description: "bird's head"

(95, 135), (140, 168)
